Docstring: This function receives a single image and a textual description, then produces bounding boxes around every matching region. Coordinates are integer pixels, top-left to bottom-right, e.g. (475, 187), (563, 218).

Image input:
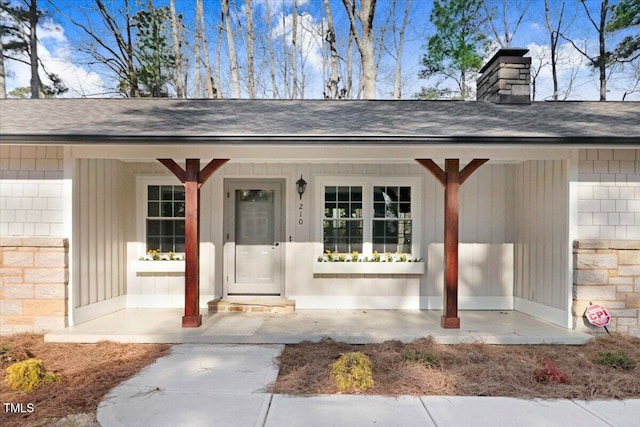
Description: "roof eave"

(1, 134), (639, 146)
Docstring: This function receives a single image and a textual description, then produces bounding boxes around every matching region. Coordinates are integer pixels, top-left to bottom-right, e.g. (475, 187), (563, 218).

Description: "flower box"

(313, 262), (424, 275)
(131, 260), (185, 273)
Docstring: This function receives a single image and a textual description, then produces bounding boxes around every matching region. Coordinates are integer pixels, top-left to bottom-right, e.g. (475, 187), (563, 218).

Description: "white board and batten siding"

(72, 159), (129, 324)
(514, 160), (571, 327)
(70, 159), (532, 317)
(227, 162), (518, 310)
(127, 163), (217, 309)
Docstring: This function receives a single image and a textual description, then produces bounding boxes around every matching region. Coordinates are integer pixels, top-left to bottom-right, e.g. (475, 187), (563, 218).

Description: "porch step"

(208, 298), (295, 313)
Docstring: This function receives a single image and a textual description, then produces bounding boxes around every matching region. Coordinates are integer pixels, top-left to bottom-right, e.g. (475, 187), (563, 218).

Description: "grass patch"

(401, 348), (440, 368)
(594, 351), (637, 371)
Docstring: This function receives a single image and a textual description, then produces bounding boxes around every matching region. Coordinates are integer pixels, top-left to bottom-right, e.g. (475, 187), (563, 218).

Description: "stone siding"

(477, 49), (531, 104)
(0, 237), (68, 334)
(573, 239), (640, 336)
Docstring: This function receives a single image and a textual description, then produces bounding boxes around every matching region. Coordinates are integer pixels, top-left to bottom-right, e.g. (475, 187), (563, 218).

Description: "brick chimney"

(477, 48), (531, 104)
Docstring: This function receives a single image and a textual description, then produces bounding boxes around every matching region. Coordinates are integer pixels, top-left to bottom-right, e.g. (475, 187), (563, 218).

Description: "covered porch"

(45, 308), (591, 345)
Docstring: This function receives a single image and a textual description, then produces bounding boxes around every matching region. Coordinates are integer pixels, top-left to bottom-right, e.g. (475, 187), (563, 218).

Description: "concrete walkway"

(48, 309), (591, 345)
(97, 344), (638, 427)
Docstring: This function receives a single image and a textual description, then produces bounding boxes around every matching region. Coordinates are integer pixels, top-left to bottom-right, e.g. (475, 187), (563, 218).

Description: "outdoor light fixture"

(296, 175), (307, 200)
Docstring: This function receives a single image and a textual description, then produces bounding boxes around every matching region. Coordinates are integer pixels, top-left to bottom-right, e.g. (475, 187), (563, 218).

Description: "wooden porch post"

(158, 158), (229, 327)
(416, 158), (488, 329)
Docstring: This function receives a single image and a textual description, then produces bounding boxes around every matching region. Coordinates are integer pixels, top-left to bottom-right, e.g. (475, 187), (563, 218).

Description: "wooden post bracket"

(416, 158), (489, 329)
(158, 158), (229, 327)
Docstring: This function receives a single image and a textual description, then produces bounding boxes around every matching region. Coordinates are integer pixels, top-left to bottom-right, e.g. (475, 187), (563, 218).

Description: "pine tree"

(419, 0), (486, 100)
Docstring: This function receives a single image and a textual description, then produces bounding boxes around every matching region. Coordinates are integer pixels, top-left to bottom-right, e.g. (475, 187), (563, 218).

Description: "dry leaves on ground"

(269, 334), (640, 399)
(0, 334), (170, 427)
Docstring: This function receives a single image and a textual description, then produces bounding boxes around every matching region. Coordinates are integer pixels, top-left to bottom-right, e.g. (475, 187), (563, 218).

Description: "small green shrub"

(6, 358), (61, 392)
(0, 343), (19, 366)
(330, 352), (374, 393)
(401, 349), (440, 368)
(594, 351), (636, 371)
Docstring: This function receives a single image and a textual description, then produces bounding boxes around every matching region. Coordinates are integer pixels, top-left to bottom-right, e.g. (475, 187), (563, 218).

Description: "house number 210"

(298, 204), (304, 225)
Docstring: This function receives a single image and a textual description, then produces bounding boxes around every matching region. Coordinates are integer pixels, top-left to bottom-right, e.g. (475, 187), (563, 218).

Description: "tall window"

(146, 185), (185, 253)
(373, 186), (411, 253)
(323, 186), (363, 253)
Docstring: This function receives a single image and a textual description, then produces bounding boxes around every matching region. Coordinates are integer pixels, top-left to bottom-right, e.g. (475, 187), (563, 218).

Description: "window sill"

(131, 260), (185, 273)
(313, 262), (424, 275)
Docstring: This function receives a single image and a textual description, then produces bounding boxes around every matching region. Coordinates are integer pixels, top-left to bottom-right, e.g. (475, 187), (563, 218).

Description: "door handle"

(273, 241), (280, 247)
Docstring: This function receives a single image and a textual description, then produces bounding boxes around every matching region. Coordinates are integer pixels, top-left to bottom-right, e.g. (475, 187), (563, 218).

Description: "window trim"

(315, 176), (422, 259)
(136, 175), (186, 259)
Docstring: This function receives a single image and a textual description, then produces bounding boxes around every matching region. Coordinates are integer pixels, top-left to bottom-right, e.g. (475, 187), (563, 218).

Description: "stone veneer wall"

(476, 50), (531, 104)
(573, 240), (640, 336)
(0, 237), (68, 334)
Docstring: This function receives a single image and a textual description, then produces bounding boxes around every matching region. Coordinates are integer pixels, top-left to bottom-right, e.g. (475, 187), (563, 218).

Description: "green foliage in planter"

(330, 352), (374, 392)
(594, 351), (636, 371)
(6, 358), (61, 392)
(401, 349), (440, 368)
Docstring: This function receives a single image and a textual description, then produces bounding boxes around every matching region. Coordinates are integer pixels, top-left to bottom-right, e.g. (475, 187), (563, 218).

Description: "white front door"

(225, 180), (284, 295)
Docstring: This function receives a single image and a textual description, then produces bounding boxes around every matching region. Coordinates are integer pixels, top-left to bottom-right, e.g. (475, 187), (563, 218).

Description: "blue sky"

(3, 0), (639, 100)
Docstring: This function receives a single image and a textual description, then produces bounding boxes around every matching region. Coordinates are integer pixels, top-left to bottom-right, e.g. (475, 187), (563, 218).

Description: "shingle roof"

(1, 99), (639, 145)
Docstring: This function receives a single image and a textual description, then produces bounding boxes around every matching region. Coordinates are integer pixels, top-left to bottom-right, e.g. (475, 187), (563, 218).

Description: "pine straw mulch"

(269, 333), (640, 400)
(0, 334), (171, 427)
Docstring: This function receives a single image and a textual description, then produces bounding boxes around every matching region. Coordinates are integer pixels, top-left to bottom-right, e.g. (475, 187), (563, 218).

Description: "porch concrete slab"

(264, 395), (435, 427)
(46, 309), (592, 345)
(420, 396), (613, 427)
(97, 344), (282, 427)
(573, 399), (640, 427)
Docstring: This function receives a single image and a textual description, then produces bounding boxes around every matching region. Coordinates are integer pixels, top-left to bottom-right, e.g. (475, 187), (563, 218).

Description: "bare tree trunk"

(29, 0), (40, 98)
(246, 0), (256, 98)
(346, 19), (354, 99)
(342, 0), (377, 99)
(194, 1), (202, 97)
(169, 0), (184, 97)
(323, 0), (340, 99)
(222, 0), (240, 97)
(0, 37), (6, 99)
(215, 21), (223, 98)
(291, 0), (298, 99)
(460, 71), (466, 100)
(544, 0), (564, 100)
(561, 0), (609, 100)
(264, 0), (278, 98)
(393, 0), (412, 99)
(281, 0), (290, 98)
(198, 0), (214, 98)
(597, 0), (607, 101)
(123, 0), (138, 97)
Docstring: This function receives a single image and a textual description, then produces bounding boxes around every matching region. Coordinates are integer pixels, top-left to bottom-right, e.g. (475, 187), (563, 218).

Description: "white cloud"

(4, 18), (106, 98)
(273, 11), (324, 73)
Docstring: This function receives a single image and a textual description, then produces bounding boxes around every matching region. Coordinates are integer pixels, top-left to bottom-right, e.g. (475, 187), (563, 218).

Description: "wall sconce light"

(296, 175), (307, 200)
